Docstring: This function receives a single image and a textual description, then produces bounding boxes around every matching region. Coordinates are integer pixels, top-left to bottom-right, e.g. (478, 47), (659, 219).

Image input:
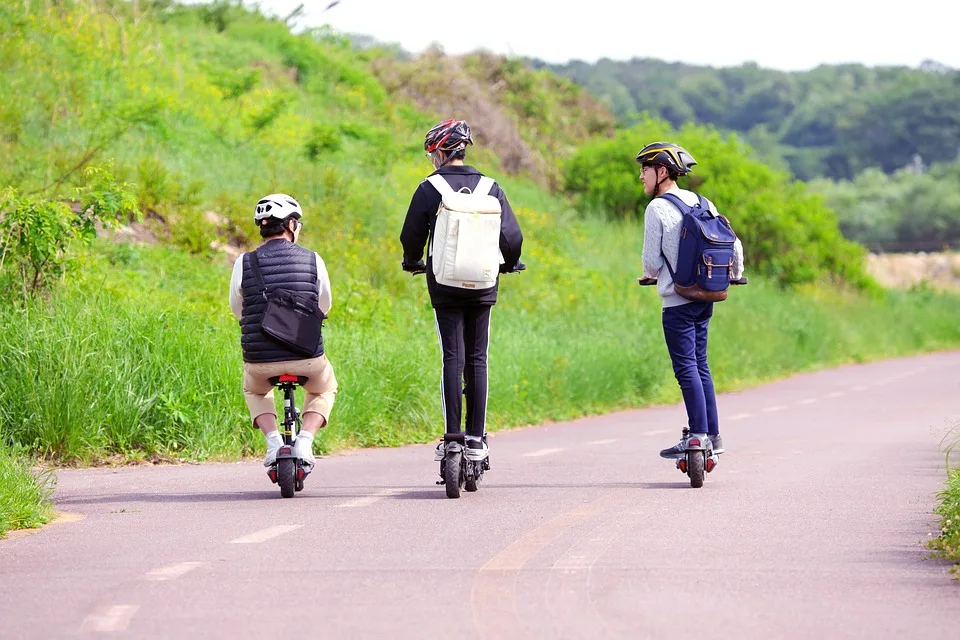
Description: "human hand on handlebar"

(501, 260), (527, 274)
(402, 260), (426, 275)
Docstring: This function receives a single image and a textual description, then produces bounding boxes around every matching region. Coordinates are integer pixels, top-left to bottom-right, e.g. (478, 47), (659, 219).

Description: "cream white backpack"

(427, 175), (504, 290)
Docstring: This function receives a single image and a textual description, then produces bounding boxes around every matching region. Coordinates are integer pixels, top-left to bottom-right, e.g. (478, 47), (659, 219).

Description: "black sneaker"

(710, 434), (724, 454)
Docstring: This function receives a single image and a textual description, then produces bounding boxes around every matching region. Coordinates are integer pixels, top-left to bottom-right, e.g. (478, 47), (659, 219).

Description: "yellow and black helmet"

(635, 142), (697, 176)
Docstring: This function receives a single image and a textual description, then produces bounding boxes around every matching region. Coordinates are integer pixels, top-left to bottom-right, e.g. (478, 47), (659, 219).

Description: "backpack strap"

(247, 251), (268, 301)
(474, 176), (495, 196)
(426, 174), (455, 197)
(427, 174), (496, 196)
(654, 194), (694, 280)
(657, 192), (698, 214)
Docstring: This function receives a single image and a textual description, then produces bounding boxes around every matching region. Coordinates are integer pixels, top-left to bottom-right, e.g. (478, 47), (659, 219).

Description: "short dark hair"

(449, 148), (466, 161)
(644, 162), (679, 182)
(259, 216), (295, 239)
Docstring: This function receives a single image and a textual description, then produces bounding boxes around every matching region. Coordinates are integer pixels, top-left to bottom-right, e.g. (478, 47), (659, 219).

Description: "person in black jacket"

(229, 193), (338, 474)
(400, 119), (524, 464)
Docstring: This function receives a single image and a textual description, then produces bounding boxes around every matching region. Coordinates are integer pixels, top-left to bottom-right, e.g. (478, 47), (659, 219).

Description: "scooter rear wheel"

(278, 458), (296, 498)
(688, 451), (705, 488)
(444, 451), (462, 499)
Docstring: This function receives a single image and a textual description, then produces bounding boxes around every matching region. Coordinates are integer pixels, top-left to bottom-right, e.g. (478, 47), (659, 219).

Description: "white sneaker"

(295, 432), (316, 468)
(465, 436), (489, 461)
(263, 431), (283, 467)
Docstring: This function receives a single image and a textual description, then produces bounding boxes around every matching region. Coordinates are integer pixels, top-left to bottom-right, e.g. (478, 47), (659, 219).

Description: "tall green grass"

(2, 208), (959, 464)
(929, 467), (960, 576)
(0, 447), (54, 537)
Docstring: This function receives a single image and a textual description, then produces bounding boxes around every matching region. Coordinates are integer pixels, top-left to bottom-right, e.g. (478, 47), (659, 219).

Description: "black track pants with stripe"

(434, 305), (492, 438)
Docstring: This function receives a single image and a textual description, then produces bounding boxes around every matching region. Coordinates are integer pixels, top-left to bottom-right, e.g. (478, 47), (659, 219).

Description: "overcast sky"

(213, 0), (960, 70)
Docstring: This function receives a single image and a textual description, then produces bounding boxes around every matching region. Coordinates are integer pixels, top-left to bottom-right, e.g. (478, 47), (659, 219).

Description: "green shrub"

(564, 116), (872, 288)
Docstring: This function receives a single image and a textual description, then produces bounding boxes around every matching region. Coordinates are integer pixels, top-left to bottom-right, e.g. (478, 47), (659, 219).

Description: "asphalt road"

(2, 351), (959, 639)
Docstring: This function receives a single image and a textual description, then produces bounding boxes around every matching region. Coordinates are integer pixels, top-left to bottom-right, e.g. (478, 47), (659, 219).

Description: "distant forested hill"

(529, 57), (960, 181)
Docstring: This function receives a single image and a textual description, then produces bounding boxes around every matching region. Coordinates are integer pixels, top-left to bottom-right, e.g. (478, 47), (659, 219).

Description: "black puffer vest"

(239, 239), (323, 363)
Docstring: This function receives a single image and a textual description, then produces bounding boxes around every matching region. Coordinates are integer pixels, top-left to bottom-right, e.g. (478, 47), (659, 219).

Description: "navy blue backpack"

(658, 193), (738, 302)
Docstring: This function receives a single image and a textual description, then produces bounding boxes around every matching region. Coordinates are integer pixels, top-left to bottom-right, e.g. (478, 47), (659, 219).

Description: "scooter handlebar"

(637, 276), (749, 286)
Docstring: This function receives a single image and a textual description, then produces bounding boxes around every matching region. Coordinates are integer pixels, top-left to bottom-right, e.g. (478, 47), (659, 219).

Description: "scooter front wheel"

(687, 451), (705, 488)
(465, 461), (479, 492)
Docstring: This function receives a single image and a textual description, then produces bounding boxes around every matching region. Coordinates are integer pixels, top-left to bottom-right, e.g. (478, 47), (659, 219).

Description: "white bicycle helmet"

(253, 193), (302, 223)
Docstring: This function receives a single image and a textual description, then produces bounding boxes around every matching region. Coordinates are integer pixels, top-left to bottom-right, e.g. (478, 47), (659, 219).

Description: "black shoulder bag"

(248, 252), (325, 357)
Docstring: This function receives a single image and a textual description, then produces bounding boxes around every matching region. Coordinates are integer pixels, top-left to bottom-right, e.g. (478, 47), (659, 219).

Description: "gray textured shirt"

(641, 187), (745, 308)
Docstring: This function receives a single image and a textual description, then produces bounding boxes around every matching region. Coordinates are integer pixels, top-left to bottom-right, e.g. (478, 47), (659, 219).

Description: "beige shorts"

(242, 355), (338, 423)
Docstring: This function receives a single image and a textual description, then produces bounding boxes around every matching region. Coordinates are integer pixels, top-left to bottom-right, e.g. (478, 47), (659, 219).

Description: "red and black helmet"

(424, 119), (473, 154)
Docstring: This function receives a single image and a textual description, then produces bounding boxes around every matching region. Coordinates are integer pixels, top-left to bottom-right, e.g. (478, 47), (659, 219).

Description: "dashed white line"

(522, 447), (564, 458)
(337, 489), (398, 508)
(826, 391), (846, 398)
(762, 405), (785, 413)
(728, 413), (753, 421)
(796, 398), (817, 405)
(81, 605), (140, 632)
(851, 385), (868, 392)
(145, 562), (204, 581)
(642, 429), (671, 436)
(588, 439), (619, 445)
(228, 525), (302, 544)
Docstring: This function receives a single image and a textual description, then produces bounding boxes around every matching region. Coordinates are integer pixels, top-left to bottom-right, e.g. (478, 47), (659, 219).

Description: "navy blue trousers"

(662, 301), (719, 436)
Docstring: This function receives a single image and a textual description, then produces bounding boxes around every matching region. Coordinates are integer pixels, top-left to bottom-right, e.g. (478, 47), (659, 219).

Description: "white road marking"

(762, 405), (785, 413)
(337, 489), (398, 508)
(228, 525), (302, 544)
(852, 385), (868, 392)
(145, 562), (204, 581)
(727, 413), (753, 420)
(522, 448), (564, 458)
(796, 398), (817, 405)
(81, 605), (140, 632)
(641, 429), (671, 436)
(826, 391), (846, 398)
(588, 438), (619, 445)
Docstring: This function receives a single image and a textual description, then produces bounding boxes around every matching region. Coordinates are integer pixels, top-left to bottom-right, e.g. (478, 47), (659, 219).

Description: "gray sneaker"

(659, 431), (712, 459)
(710, 434), (724, 454)
(659, 439), (686, 459)
(660, 429), (689, 459)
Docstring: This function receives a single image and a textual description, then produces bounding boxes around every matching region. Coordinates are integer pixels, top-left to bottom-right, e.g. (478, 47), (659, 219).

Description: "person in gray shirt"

(637, 142), (744, 457)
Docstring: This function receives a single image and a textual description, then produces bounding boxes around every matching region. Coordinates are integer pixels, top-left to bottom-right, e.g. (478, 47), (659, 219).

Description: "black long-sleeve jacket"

(399, 165), (523, 307)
